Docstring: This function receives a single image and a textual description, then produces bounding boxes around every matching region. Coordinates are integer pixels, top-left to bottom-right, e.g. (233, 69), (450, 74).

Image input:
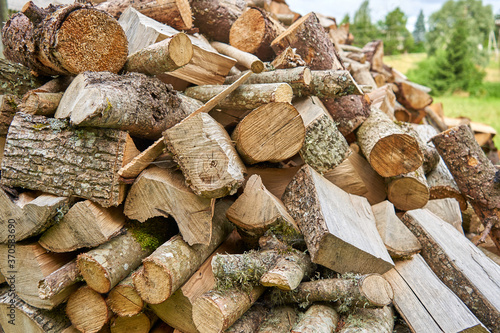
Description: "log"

(118, 8), (236, 85)
(386, 166), (430, 211)
(0, 287), (71, 333)
(308, 70), (363, 98)
(282, 165), (394, 274)
(192, 286), (266, 333)
(55, 71), (201, 140)
(2, 2), (128, 76)
(19, 92), (63, 116)
(164, 112), (246, 198)
(211, 41), (265, 74)
(190, 0), (247, 43)
(426, 157), (467, 211)
(0, 59), (44, 98)
(37, 259), (80, 301)
(109, 311), (157, 333)
(0, 189), (70, 243)
(150, 322), (175, 333)
(118, 138), (166, 179)
(124, 167), (213, 245)
(320, 94), (371, 136)
(257, 306), (298, 333)
(384, 254), (488, 333)
(367, 84), (396, 119)
(270, 46), (307, 69)
(106, 272), (144, 317)
(229, 7), (285, 61)
(39, 201), (126, 252)
(226, 174), (300, 247)
(356, 108), (423, 178)
(409, 124), (441, 174)
(97, 0), (192, 30)
(371, 201), (421, 259)
(395, 81), (432, 111)
(271, 12), (343, 70)
(226, 304), (268, 333)
(0, 94), (20, 135)
(338, 306), (394, 333)
(184, 83), (293, 111)
(424, 198), (464, 234)
(432, 125), (500, 248)
(350, 61), (377, 89)
(401, 209), (500, 331)
(232, 102), (304, 164)
(149, 230), (244, 333)
(0, 113), (139, 208)
(66, 285), (110, 333)
(362, 40), (384, 73)
(259, 251), (314, 291)
(291, 304), (339, 333)
(132, 200), (234, 304)
(0, 242), (76, 309)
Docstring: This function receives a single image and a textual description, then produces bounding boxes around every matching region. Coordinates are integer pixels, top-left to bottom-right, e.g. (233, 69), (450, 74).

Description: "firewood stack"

(1, 0), (499, 332)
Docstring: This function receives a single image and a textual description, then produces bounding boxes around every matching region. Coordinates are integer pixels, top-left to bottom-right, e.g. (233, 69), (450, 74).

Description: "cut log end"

(169, 33), (194, 67)
(66, 286), (109, 333)
(192, 297), (225, 333)
(107, 285), (144, 317)
(132, 261), (172, 304)
(360, 274), (394, 307)
(77, 255), (111, 294)
(230, 8), (267, 55)
(388, 175), (429, 211)
(110, 313), (152, 333)
(370, 134), (422, 177)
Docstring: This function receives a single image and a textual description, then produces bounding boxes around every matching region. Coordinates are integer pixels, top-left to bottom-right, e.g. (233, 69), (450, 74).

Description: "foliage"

(378, 7), (414, 55)
(340, 14), (350, 25)
(412, 10), (426, 52)
(351, 0), (380, 47)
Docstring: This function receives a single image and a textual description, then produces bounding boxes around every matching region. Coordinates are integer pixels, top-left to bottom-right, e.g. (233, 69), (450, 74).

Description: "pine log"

(308, 70), (362, 98)
(106, 272), (144, 317)
(401, 209), (500, 331)
(190, 0), (247, 43)
(0, 189), (70, 243)
(0, 242), (75, 309)
(97, 0), (192, 30)
(356, 108), (423, 178)
(321, 94), (371, 136)
(395, 81), (433, 111)
(231, 102), (304, 164)
(0, 94), (20, 135)
(384, 254), (489, 333)
(362, 40), (384, 73)
(109, 311), (157, 333)
(371, 201), (421, 258)
(0, 287), (71, 333)
(55, 71), (201, 140)
(132, 200), (234, 304)
(386, 166), (430, 211)
(338, 306), (394, 333)
(210, 41), (264, 73)
(256, 306), (298, 333)
(323, 151), (387, 205)
(224, 67), (311, 96)
(291, 304), (339, 333)
(66, 285), (110, 333)
(2, 3), (127, 76)
(271, 12), (343, 70)
(37, 259), (80, 302)
(259, 251), (314, 291)
(226, 304), (269, 333)
(124, 33), (193, 75)
(118, 138), (166, 179)
(149, 230), (243, 333)
(192, 286), (266, 333)
(164, 112), (246, 198)
(20, 92), (63, 116)
(0, 113), (139, 207)
(282, 165), (394, 274)
(229, 7), (285, 61)
(424, 198), (464, 234)
(184, 83), (293, 111)
(226, 174), (300, 246)
(350, 61), (377, 89)
(118, 8), (236, 85)
(0, 59), (44, 98)
(426, 157), (467, 211)
(270, 46), (307, 69)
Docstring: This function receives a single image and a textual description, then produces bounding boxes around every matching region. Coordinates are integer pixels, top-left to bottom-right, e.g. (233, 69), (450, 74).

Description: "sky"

(286, 0), (500, 31)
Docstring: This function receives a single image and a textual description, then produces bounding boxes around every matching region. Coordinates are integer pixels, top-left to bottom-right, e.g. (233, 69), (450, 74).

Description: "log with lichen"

(257, 306), (298, 333)
(0, 59), (44, 97)
(226, 304), (269, 333)
(292, 304), (339, 333)
(0, 94), (20, 135)
(338, 306), (394, 333)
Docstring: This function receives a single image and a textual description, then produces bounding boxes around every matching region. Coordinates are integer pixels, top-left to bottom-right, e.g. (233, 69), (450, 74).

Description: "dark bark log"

(321, 94), (371, 136)
(0, 59), (44, 97)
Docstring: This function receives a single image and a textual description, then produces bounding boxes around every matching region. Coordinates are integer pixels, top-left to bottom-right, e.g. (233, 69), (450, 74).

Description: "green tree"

(340, 14), (350, 25)
(413, 10), (426, 43)
(379, 7), (414, 55)
(350, 0), (380, 47)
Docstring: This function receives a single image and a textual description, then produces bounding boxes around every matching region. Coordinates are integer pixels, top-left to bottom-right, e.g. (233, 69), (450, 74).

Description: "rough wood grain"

(66, 285), (110, 333)
(256, 306), (297, 333)
(227, 304), (269, 333)
(0, 94), (20, 135)
(386, 166), (430, 211)
(106, 272), (144, 317)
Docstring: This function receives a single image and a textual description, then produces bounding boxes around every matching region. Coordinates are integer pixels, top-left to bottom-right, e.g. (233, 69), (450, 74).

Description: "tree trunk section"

(410, 124), (440, 174)
(210, 41), (264, 73)
(0, 59), (44, 98)
(338, 306), (394, 333)
(386, 166), (430, 211)
(20, 92), (63, 116)
(394, 81), (432, 111)
(259, 251), (314, 291)
(308, 70), (362, 98)
(270, 46), (307, 69)
(291, 304), (339, 333)
(321, 94), (371, 136)
(106, 272), (144, 317)
(37, 259), (81, 301)
(257, 306), (298, 333)
(226, 304), (268, 333)
(66, 285), (110, 333)
(426, 157), (467, 211)
(362, 40), (384, 73)
(118, 138), (166, 179)
(109, 311), (157, 333)
(350, 61), (377, 89)
(0, 94), (20, 135)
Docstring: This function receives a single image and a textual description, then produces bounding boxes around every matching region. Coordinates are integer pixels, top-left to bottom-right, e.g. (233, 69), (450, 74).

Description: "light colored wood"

(106, 272), (144, 317)
(124, 167), (213, 246)
(227, 304), (269, 333)
(211, 41), (264, 73)
(371, 201), (421, 259)
(66, 285), (110, 333)
(109, 311), (157, 333)
(118, 138), (165, 179)
(270, 46), (307, 69)
(338, 306), (394, 333)
(118, 8), (236, 85)
(424, 198), (464, 234)
(256, 306), (297, 333)
(282, 165), (394, 274)
(39, 201), (125, 252)
(387, 166), (430, 211)
(246, 166), (302, 199)
(402, 209), (500, 331)
(426, 157), (467, 211)
(232, 102), (304, 164)
(384, 254), (489, 333)
(396, 81), (433, 111)
(20, 92), (63, 116)
(350, 60), (377, 89)
(368, 84), (396, 119)
(37, 259), (80, 301)
(308, 70), (363, 98)
(362, 40), (384, 72)
(291, 304), (339, 333)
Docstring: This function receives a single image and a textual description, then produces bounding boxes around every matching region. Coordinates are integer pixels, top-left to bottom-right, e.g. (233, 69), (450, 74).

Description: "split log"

(0, 94), (20, 135)
(291, 304), (339, 333)
(39, 201), (125, 252)
(226, 174), (300, 246)
(246, 165), (302, 199)
(367, 84), (396, 119)
(0, 287), (71, 333)
(211, 41), (265, 74)
(148, 230), (243, 333)
(270, 46), (307, 69)
(226, 304), (268, 333)
(256, 306), (297, 333)
(232, 102), (304, 164)
(109, 311), (157, 333)
(259, 252), (314, 291)
(271, 12), (344, 70)
(20, 92), (63, 116)
(384, 254), (489, 333)
(350, 61), (377, 89)
(401, 209), (500, 331)
(282, 165), (394, 274)
(2, 2), (128, 76)
(0, 113), (139, 207)
(394, 81), (432, 111)
(97, 0), (192, 30)
(192, 286), (266, 333)
(0, 59), (44, 97)
(132, 200), (234, 304)
(37, 259), (80, 301)
(190, 0), (247, 43)
(409, 124), (440, 174)
(0, 189), (70, 243)
(320, 94), (371, 136)
(362, 40), (384, 73)
(0, 242), (75, 309)
(338, 306), (394, 333)
(118, 138), (166, 179)
(124, 167), (213, 245)
(386, 166), (430, 211)
(426, 158), (467, 211)
(118, 8), (235, 85)
(164, 112), (246, 198)
(184, 83), (293, 111)
(356, 108), (423, 178)
(424, 198), (464, 234)
(66, 285), (110, 333)
(106, 272), (144, 317)
(55, 71), (201, 140)
(308, 70), (363, 98)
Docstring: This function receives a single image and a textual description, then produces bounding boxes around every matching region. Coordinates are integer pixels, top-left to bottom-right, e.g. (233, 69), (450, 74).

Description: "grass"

(384, 53), (427, 75)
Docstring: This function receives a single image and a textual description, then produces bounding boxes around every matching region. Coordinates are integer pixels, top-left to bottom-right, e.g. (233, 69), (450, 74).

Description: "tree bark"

(308, 70), (362, 98)
(291, 303), (339, 333)
(37, 259), (80, 302)
(211, 41), (265, 73)
(426, 158), (467, 211)
(0, 59), (44, 98)
(0, 94), (20, 135)
(66, 285), (110, 333)
(226, 304), (268, 333)
(259, 251), (314, 291)
(106, 272), (144, 317)
(257, 306), (298, 333)
(410, 124), (440, 174)
(338, 306), (394, 333)
(321, 94), (371, 136)
(386, 166), (430, 211)
(20, 92), (63, 116)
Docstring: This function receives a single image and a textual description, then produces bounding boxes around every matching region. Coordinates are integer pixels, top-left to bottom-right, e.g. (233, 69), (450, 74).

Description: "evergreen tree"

(340, 14), (350, 25)
(413, 10), (426, 44)
(350, 0), (380, 46)
(380, 7), (414, 55)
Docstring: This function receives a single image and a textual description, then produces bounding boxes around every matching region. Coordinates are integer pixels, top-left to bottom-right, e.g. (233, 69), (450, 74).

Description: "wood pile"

(0, 1), (499, 332)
